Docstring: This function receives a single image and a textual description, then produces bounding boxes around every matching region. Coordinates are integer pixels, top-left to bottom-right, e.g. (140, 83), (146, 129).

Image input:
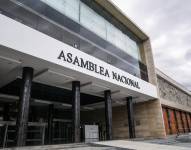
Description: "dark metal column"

(3, 103), (10, 121)
(104, 90), (112, 140)
(72, 81), (80, 143)
(126, 96), (135, 139)
(16, 67), (33, 147)
(47, 104), (54, 144)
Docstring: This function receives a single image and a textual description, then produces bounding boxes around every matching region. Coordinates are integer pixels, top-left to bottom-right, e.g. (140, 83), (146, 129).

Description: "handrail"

(0, 121), (47, 126)
(0, 121), (47, 148)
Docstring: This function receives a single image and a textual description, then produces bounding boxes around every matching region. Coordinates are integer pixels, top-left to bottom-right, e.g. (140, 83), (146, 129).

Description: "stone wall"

(134, 100), (166, 138)
(81, 103), (166, 140)
(157, 76), (191, 108)
(112, 106), (129, 139)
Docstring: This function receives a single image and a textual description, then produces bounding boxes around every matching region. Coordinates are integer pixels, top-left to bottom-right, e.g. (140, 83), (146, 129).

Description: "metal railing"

(0, 121), (47, 148)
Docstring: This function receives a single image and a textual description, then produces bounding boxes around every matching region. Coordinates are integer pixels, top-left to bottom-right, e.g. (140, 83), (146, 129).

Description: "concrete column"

(16, 67), (33, 147)
(127, 97), (135, 138)
(47, 104), (54, 144)
(72, 81), (80, 143)
(104, 90), (112, 140)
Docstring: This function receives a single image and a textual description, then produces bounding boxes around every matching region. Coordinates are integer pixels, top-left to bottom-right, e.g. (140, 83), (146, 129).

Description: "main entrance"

(0, 77), (112, 148)
(0, 48), (157, 148)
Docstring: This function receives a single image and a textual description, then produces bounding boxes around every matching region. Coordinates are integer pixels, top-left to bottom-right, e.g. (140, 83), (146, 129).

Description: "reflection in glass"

(40, 0), (141, 61)
(40, 0), (80, 22)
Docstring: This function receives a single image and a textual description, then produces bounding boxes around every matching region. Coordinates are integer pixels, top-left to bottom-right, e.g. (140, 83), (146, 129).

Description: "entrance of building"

(0, 41), (155, 148)
(0, 78), (107, 148)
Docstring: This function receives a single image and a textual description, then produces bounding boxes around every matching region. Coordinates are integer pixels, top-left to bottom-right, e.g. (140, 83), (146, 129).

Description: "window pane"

(41, 0), (80, 22)
(107, 23), (126, 53)
(125, 36), (140, 60)
(80, 3), (106, 39)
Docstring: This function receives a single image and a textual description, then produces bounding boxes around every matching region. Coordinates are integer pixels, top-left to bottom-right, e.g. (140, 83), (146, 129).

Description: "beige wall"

(81, 102), (166, 139)
(112, 101), (166, 139)
(134, 101), (166, 138)
(112, 103), (166, 139)
(112, 106), (129, 139)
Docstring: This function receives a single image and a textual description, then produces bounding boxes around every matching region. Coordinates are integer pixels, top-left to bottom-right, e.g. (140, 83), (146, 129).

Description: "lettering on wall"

(58, 50), (140, 89)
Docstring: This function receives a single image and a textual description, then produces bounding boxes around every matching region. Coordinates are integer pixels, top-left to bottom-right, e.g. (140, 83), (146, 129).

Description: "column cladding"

(16, 67), (33, 146)
(127, 97), (135, 138)
(72, 81), (81, 143)
(104, 90), (112, 140)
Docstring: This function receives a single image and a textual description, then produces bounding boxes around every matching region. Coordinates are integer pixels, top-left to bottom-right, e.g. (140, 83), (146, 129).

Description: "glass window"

(40, 0), (80, 22)
(125, 36), (140, 60)
(106, 22), (140, 60)
(106, 22), (126, 51)
(80, 3), (107, 39)
(40, 0), (141, 60)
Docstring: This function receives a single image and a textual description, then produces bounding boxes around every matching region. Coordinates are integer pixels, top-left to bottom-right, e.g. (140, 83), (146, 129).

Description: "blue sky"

(111, 0), (191, 90)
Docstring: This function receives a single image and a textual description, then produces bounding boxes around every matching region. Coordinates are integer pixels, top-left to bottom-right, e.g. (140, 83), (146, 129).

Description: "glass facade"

(40, 0), (141, 60)
(0, 0), (148, 81)
(80, 3), (107, 39)
(41, 0), (80, 23)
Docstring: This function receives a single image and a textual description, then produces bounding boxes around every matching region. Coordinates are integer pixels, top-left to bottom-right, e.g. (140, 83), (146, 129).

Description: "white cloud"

(111, 0), (191, 90)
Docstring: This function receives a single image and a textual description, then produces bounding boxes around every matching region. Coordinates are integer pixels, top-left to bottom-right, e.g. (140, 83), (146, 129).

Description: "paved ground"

(95, 133), (191, 150)
(142, 133), (191, 148)
(95, 140), (190, 150)
(2, 134), (191, 150)
(2, 143), (128, 150)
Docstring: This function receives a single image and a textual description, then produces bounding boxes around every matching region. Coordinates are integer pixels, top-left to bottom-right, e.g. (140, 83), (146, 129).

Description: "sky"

(111, 0), (191, 90)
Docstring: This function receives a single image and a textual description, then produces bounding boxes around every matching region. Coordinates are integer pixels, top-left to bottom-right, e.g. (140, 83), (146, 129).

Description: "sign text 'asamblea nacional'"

(57, 50), (140, 89)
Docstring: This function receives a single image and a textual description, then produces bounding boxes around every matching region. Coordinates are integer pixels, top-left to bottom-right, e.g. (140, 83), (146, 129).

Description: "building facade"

(0, 0), (189, 148)
(156, 69), (191, 135)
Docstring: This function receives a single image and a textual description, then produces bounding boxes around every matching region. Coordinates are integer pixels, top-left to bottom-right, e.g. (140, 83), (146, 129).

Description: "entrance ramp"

(94, 140), (190, 150)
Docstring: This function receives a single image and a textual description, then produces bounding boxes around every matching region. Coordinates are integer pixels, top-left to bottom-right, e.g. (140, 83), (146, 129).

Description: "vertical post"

(104, 90), (112, 140)
(167, 109), (172, 134)
(180, 111), (185, 133)
(173, 109), (179, 134)
(72, 81), (80, 143)
(3, 103), (10, 121)
(47, 104), (54, 144)
(127, 96), (135, 139)
(185, 112), (190, 132)
(190, 114), (191, 130)
(16, 67), (33, 147)
(190, 114), (191, 131)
